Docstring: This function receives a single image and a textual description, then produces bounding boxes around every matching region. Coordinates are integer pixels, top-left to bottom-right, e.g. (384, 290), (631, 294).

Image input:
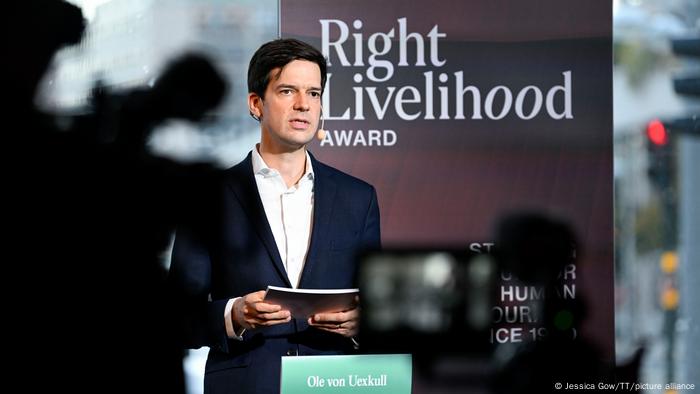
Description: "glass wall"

(614, 0), (699, 391)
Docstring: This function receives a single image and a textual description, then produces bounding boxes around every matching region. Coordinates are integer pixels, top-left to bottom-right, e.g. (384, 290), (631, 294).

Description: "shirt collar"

(252, 144), (315, 183)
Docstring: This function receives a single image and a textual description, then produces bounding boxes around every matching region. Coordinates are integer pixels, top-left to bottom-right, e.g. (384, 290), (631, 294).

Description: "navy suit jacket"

(170, 151), (381, 394)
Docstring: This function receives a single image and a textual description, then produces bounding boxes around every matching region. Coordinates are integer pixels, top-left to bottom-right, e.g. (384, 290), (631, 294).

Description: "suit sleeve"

(361, 186), (381, 250)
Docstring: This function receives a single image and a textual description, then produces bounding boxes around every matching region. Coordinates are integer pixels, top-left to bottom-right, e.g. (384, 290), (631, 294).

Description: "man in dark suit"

(170, 38), (381, 394)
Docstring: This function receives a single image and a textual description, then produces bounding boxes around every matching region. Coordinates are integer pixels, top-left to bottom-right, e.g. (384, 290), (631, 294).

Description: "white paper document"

(263, 286), (359, 318)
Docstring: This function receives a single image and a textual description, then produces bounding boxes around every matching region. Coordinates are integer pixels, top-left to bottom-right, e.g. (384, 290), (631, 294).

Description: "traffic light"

(646, 119), (673, 190)
(668, 37), (699, 137)
(670, 37), (700, 98)
(659, 251), (678, 274)
(647, 119), (668, 146)
(661, 282), (680, 311)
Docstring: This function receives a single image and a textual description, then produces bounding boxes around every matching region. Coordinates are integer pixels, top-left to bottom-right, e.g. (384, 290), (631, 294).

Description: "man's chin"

(285, 134), (315, 148)
(277, 139), (312, 152)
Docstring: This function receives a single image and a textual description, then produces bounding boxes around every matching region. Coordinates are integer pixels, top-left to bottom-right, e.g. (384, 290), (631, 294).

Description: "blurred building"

(46, 0), (278, 165)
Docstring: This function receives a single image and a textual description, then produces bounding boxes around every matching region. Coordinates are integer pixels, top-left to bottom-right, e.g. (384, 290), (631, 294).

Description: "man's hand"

(308, 299), (359, 338)
(232, 290), (291, 330)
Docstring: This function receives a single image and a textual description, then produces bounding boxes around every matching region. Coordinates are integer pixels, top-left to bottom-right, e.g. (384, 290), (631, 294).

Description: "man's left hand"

(308, 306), (359, 338)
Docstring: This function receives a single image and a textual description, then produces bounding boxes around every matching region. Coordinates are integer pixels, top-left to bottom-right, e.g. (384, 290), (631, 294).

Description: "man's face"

(251, 60), (322, 152)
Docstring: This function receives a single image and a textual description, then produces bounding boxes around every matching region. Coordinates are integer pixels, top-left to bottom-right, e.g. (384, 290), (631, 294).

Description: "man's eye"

(280, 89), (293, 95)
(310, 91), (320, 98)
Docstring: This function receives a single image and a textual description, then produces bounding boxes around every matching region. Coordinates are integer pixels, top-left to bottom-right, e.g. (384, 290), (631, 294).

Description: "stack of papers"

(263, 286), (359, 318)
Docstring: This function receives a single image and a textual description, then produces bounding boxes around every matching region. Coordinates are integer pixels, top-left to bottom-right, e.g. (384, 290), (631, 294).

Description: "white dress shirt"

(225, 146), (315, 338)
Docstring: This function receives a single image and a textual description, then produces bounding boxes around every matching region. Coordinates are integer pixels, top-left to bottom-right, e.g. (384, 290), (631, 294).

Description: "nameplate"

(280, 354), (412, 393)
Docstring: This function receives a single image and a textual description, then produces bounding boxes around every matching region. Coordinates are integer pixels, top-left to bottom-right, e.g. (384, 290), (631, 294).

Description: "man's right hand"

(232, 290), (291, 330)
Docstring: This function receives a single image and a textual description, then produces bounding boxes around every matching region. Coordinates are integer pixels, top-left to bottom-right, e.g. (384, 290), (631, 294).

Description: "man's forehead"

(268, 61), (321, 87)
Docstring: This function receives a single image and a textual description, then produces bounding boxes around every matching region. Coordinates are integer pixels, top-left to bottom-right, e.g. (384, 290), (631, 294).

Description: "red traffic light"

(647, 119), (668, 146)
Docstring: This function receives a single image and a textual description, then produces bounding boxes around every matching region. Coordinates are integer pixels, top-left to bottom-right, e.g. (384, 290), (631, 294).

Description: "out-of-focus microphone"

(316, 107), (326, 141)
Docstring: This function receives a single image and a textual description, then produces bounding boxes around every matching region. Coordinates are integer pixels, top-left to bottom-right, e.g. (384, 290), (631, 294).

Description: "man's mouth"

(289, 118), (310, 129)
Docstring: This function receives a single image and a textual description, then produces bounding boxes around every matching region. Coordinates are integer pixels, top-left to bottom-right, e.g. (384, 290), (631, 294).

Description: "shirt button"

(286, 348), (298, 356)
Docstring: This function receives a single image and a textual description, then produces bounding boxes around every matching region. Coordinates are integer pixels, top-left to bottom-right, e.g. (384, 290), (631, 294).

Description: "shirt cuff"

(224, 297), (246, 340)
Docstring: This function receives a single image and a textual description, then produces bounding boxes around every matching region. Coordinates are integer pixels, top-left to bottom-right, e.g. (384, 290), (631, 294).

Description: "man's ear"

(248, 93), (263, 120)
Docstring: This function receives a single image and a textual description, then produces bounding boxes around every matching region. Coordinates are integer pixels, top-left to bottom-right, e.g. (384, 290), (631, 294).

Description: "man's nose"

(293, 93), (310, 111)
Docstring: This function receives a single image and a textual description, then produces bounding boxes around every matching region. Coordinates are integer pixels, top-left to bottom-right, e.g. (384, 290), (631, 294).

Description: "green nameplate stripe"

(280, 354), (412, 393)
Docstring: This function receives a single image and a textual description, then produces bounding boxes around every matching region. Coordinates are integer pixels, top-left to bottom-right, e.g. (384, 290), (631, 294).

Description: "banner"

(280, 0), (612, 358)
(280, 354), (412, 394)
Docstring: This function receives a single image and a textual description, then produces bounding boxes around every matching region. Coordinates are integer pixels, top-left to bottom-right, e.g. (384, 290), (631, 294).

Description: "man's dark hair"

(247, 38), (327, 99)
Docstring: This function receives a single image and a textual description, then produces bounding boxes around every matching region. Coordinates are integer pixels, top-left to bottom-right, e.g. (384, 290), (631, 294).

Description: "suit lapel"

(226, 153), (292, 288)
(298, 153), (336, 288)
